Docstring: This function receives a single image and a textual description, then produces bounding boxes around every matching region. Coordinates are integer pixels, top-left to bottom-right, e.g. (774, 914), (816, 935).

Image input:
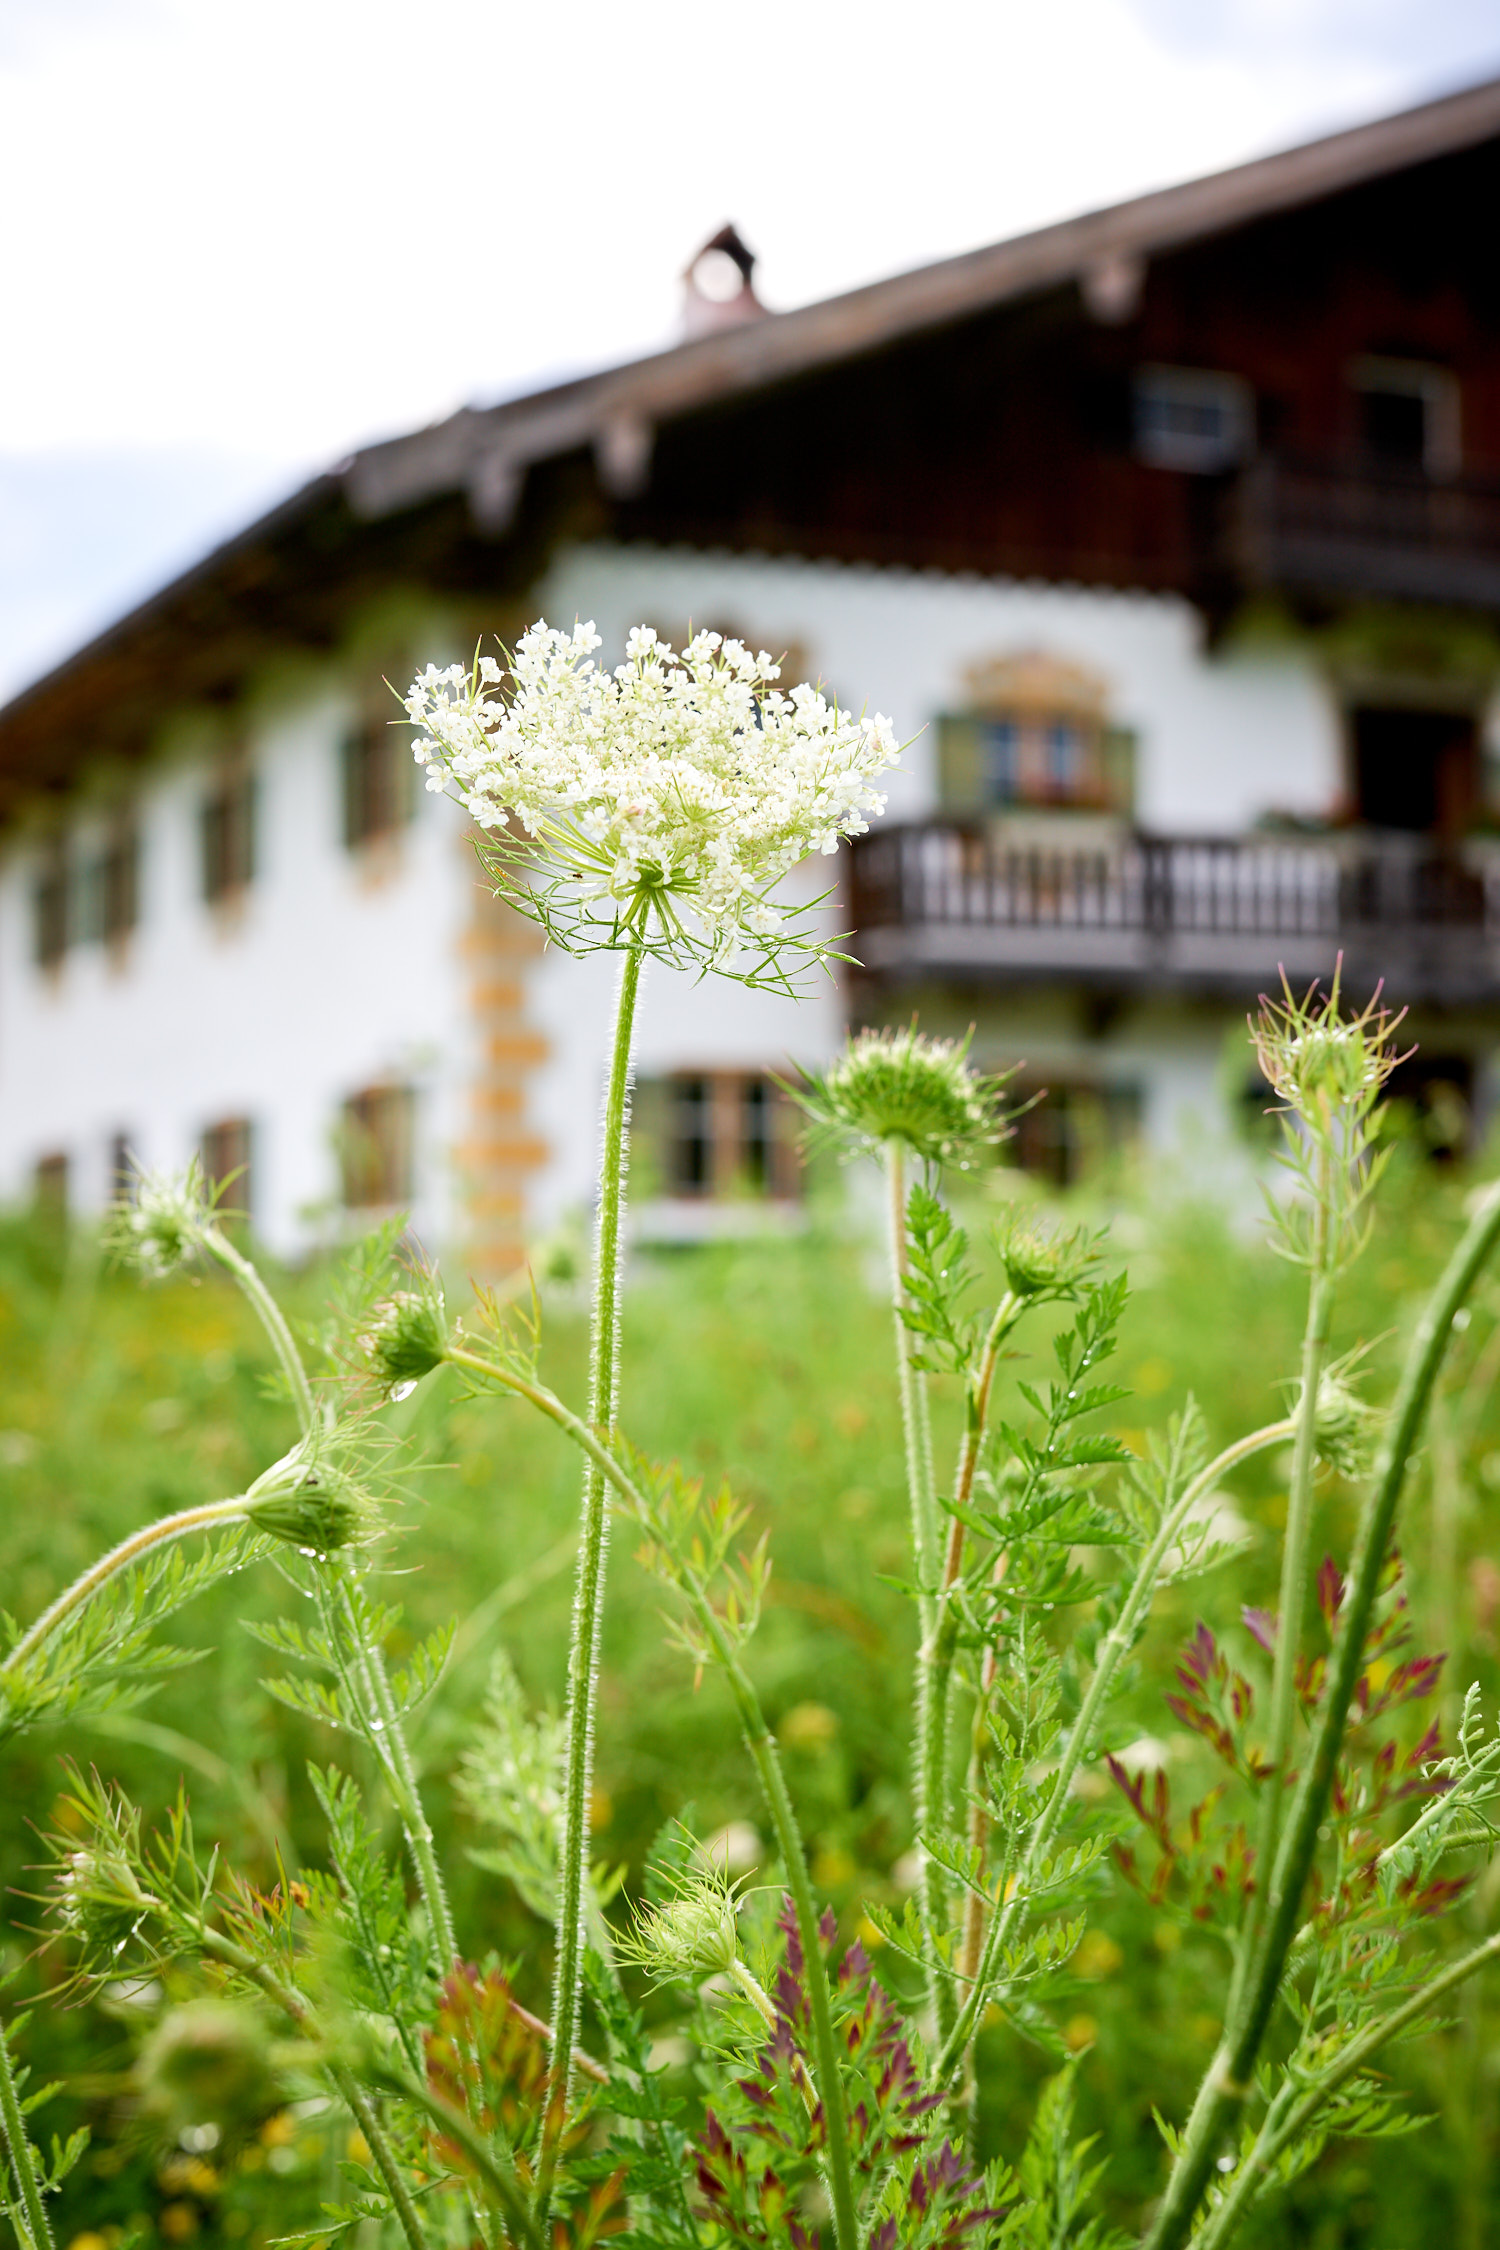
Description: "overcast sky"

(2, 0), (1497, 700)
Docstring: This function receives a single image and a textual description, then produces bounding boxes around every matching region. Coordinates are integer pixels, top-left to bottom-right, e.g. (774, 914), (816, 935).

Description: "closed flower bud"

(359, 1287), (448, 1395)
(247, 1465), (366, 1554)
(793, 1026), (1010, 1170)
(107, 1163), (211, 1277)
(1310, 1371), (1383, 1478)
(993, 1211), (1098, 1299)
(621, 1873), (744, 1984)
(138, 2000), (278, 2137)
(1250, 972), (1405, 1125)
(55, 1842), (158, 1956)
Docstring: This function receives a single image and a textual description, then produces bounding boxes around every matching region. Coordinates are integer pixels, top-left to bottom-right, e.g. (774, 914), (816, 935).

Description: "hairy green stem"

(1238, 1169), (1334, 2004)
(4, 1494), (255, 1677)
(937, 1416), (1296, 2084)
(442, 1345), (860, 2250)
(1145, 1182), (1500, 2250)
(0, 2016), (54, 2250)
(190, 1926), (431, 2250)
(207, 1232), (462, 2006)
(691, 1581), (861, 2250)
(379, 2064), (545, 2250)
(1196, 1929), (1500, 2250)
(201, 1225), (318, 1437)
(917, 1294), (1019, 2044)
(552, 939), (642, 2121)
(886, 1141), (938, 1625)
(354, 1602), (459, 1972)
(336, 2069), (434, 2250)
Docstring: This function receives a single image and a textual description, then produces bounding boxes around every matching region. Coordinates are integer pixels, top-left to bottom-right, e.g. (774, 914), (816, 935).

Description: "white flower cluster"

(403, 621), (898, 968)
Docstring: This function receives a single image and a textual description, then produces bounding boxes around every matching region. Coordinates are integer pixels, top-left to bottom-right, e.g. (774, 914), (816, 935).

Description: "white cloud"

(0, 0), (1451, 464)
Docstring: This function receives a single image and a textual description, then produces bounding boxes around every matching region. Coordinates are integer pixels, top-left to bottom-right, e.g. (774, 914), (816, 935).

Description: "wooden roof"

(4, 69), (1500, 816)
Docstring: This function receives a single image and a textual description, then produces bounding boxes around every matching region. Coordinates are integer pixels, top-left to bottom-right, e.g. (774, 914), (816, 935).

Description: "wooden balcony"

(848, 823), (1500, 1004)
(1225, 455), (1500, 612)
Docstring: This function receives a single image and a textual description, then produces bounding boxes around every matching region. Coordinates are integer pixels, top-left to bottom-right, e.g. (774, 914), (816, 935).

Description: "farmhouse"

(4, 75), (1500, 1262)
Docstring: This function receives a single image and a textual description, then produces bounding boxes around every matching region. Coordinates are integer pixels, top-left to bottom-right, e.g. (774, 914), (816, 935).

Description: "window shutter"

(1102, 726), (1137, 817)
(936, 715), (986, 812)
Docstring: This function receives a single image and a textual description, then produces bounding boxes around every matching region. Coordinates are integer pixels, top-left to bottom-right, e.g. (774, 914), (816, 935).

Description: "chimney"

(681, 224), (766, 339)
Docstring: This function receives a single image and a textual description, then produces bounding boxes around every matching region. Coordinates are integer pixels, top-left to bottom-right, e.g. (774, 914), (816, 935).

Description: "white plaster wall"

(533, 542), (1341, 836)
(508, 541), (1339, 1219)
(0, 695), (473, 1257)
(0, 542), (1343, 1253)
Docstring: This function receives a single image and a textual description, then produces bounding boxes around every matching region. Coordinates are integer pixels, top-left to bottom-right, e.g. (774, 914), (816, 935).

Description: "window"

(202, 769), (256, 901)
(340, 1086), (415, 1208)
(34, 1152), (69, 1211)
(33, 845), (69, 970)
(1008, 1081), (1141, 1188)
(654, 1072), (798, 1200)
(109, 1133), (135, 1203)
(1134, 365), (1252, 472)
(79, 825), (139, 947)
(342, 719), (414, 849)
(202, 1117), (254, 1215)
(1350, 358), (1460, 476)
(938, 652), (1135, 816)
(1350, 706), (1478, 835)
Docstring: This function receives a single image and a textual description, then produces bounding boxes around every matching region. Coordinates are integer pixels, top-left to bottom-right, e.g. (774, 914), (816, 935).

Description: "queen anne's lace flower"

(403, 621), (898, 980)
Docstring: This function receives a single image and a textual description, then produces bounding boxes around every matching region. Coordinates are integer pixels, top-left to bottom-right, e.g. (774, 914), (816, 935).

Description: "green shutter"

(936, 715), (986, 812)
(1102, 725), (1137, 817)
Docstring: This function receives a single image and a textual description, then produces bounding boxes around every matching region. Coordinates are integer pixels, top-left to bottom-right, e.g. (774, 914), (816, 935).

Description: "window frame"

(202, 1116), (255, 1218)
(657, 1069), (799, 1201)
(1133, 364), (1253, 474)
(340, 1085), (416, 1209)
(342, 717), (415, 851)
(202, 766), (257, 904)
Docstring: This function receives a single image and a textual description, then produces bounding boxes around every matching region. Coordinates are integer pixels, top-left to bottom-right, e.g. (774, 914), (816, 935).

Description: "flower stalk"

(916, 1290), (1020, 2042)
(1144, 1181), (1500, 2250)
(551, 939), (642, 2105)
(1197, 1927), (1500, 2250)
(1236, 1149), (1335, 2001)
(935, 1416), (1296, 2085)
(442, 1344), (860, 2250)
(0, 2018), (54, 2250)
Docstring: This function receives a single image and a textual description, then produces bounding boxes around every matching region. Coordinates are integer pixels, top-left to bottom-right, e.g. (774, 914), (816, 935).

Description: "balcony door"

(1350, 705), (1478, 838)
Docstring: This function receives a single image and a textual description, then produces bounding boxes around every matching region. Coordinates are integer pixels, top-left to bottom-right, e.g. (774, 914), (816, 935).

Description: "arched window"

(936, 652), (1135, 817)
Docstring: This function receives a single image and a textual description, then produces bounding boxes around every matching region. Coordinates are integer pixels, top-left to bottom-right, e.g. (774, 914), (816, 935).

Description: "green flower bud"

(1249, 973), (1405, 1125)
(106, 1163), (211, 1277)
(993, 1211), (1098, 1299)
(138, 2000), (278, 2138)
(1310, 1372), (1383, 1479)
(54, 1838), (158, 1957)
(793, 1026), (1009, 1169)
(247, 1464), (365, 1553)
(359, 1287), (448, 1395)
(620, 1873), (743, 1984)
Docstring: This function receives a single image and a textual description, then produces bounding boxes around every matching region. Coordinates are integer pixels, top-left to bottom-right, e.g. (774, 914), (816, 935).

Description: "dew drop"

(391, 1380), (418, 1403)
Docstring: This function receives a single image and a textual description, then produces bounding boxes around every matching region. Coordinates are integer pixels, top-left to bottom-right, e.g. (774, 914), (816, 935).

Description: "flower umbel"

(790, 1025), (1012, 1169)
(403, 622), (898, 984)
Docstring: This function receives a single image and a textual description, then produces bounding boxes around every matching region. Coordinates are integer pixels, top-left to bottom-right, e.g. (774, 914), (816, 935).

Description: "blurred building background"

(3, 75), (1500, 1263)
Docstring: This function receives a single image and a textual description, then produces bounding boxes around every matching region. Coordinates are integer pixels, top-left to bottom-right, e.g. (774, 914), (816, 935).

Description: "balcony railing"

(848, 822), (1500, 1002)
(1226, 455), (1500, 611)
